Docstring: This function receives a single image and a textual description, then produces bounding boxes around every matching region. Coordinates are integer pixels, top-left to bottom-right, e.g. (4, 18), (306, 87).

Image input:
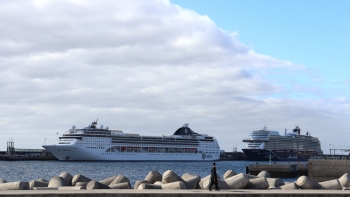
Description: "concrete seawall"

(1, 189), (350, 197)
(309, 159), (350, 182)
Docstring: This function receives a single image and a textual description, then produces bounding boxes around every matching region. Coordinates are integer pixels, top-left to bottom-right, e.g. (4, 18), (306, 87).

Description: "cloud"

(0, 0), (348, 152)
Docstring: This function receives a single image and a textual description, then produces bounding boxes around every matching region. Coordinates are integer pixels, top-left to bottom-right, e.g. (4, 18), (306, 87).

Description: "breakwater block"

(48, 176), (66, 187)
(319, 179), (342, 190)
(58, 186), (84, 190)
(245, 177), (269, 189)
(145, 171), (162, 184)
(338, 173), (350, 187)
(29, 180), (49, 189)
(203, 179), (229, 190)
(278, 183), (299, 190)
(98, 175), (117, 185)
(183, 176), (200, 189)
(181, 173), (200, 180)
(266, 178), (285, 187)
(110, 175), (130, 185)
(109, 182), (132, 189)
(137, 183), (162, 189)
(36, 178), (48, 182)
(225, 173), (249, 189)
(162, 170), (183, 183)
(71, 174), (92, 186)
(86, 181), (110, 190)
(0, 179), (7, 183)
(75, 182), (88, 189)
(223, 170), (237, 180)
(161, 181), (186, 189)
(59, 172), (73, 186)
(0, 182), (29, 190)
(296, 176), (323, 189)
(257, 171), (270, 178)
(134, 180), (149, 189)
(198, 174), (222, 189)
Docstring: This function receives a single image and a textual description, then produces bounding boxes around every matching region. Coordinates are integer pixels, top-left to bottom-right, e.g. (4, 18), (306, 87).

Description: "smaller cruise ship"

(43, 120), (220, 161)
(242, 126), (323, 161)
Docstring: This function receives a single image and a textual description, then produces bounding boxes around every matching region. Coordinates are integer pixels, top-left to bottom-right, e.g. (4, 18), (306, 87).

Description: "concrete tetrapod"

(278, 183), (299, 190)
(181, 173), (200, 180)
(36, 178), (48, 182)
(75, 182), (88, 189)
(161, 181), (186, 189)
(338, 173), (350, 187)
(266, 178), (285, 187)
(58, 186), (84, 190)
(86, 181), (110, 190)
(198, 174), (222, 189)
(109, 182), (132, 189)
(319, 179), (342, 190)
(0, 182), (29, 190)
(48, 176), (66, 188)
(162, 170), (183, 183)
(0, 178), (7, 183)
(29, 180), (49, 189)
(110, 175), (130, 185)
(223, 170), (237, 180)
(59, 172), (73, 186)
(144, 171), (162, 184)
(182, 176), (200, 189)
(202, 179), (229, 190)
(137, 183), (162, 189)
(245, 177), (269, 189)
(134, 180), (149, 189)
(296, 176), (323, 189)
(225, 173), (249, 189)
(98, 175), (117, 185)
(257, 171), (270, 178)
(71, 174), (92, 186)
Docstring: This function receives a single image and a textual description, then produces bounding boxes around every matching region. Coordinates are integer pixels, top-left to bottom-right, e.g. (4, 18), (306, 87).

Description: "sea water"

(0, 160), (301, 186)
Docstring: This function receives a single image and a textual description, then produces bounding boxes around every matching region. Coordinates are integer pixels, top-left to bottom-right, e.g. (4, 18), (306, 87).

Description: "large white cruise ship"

(43, 120), (220, 161)
(242, 126), (323, 161)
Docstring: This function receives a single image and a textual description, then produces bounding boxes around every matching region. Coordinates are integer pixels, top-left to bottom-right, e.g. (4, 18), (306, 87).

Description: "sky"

(0, 0), (349, 154)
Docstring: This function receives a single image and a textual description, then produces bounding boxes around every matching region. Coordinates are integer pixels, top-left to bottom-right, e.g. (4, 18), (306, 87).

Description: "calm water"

(0, 160), (301, 186)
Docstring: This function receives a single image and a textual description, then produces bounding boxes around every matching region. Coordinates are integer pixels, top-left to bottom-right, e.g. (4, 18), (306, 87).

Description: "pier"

(0, 140), (57, 161)
(246, 163), (308, 178)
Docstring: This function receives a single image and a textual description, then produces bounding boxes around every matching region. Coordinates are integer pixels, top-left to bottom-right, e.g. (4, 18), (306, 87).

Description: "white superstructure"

(243, 126), (323, 153)
(43, 120), (220, 161)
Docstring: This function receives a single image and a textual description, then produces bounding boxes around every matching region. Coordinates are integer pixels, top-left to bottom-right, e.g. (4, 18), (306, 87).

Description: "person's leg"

(209, 178), (214, 191)
(215, 178), (219, 191)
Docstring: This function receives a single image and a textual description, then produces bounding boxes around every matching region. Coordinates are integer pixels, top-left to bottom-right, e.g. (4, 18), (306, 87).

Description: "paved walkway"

(0, 189), (350, 197)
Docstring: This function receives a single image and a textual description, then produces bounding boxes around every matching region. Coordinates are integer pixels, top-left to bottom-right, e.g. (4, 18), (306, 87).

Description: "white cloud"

(0, 0), (348, 153)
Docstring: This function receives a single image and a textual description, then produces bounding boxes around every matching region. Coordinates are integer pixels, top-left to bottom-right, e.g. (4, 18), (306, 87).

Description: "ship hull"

(43, 145), (219, 161)
(242, 149), (319, 161)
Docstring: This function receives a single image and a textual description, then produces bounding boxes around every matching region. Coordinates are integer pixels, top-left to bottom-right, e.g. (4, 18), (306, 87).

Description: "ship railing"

(243, 139), (269, 142)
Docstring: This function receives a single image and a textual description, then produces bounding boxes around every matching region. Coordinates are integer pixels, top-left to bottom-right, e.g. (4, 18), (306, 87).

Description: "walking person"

(209, 162), (219, 191)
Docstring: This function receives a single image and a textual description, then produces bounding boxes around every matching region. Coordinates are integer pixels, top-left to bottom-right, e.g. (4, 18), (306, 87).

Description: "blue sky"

(171, 0), (350, 95)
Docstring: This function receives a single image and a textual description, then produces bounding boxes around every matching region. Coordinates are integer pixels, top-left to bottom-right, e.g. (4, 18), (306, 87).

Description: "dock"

(0, 140), (57, 161)
(246, 163), (308, 178)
